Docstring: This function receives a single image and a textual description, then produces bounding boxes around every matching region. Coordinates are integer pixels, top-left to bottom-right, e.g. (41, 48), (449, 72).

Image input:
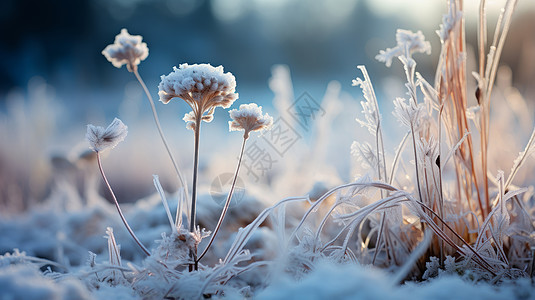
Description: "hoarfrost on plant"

(102, 29), (149, 72)
(229, 103), (273, 139)
(86, 118), (128, 152)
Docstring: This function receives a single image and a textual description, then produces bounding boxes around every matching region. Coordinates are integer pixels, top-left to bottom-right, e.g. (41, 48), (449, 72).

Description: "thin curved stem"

(133, 68), (190, 223)
(197, 137), (247, 262)
(96, 153), (150, 256)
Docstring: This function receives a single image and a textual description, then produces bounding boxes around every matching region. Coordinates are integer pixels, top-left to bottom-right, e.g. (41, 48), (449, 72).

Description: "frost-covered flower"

(102, 29), (149, 72)
(228, 103), (273, 139)
(158, 63), (238, 130)
(376, 29), (431, 67)
(86, 118), (128, 152)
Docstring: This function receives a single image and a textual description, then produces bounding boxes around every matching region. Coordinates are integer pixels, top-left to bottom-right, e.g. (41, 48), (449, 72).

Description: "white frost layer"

(257, 261), (535, 300)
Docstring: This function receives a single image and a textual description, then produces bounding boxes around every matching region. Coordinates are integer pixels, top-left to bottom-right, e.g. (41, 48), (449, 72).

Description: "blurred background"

(1, 0), (534, 212)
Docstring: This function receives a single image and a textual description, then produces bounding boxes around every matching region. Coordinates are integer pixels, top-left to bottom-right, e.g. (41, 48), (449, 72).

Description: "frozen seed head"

(102, 29), (149, 72)
(376, 29), (431, 67)
(86, 118), (128, 152)
(229, 103), (273, 139)
(158, 63), (238, 130)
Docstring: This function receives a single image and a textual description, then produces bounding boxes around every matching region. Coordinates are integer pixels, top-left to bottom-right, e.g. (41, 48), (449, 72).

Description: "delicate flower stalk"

(159, 63), (239, 270)
(197, 137), (245, 263)
(352, 65), (391, 265)
(86, 119), (150, 256)
(197, 103), (272, 264)
(102, 28), (190, 214)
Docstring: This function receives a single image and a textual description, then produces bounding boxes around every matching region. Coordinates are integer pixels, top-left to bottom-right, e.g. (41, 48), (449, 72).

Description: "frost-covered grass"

(1, 0), (535, 299)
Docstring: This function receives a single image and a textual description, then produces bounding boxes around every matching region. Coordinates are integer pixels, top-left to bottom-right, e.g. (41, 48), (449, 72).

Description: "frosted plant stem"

(190, 118), (201, 271)
(410, 124), (425, 215)
(133, 68), (190, 222)
(372, 214), (387, 265)
(191, 121), (201, 233)
(96, 153), (150, 256)
(389, 131), (410, 185)
(197, 137), (247, 263)
(437, 106), (445, 266)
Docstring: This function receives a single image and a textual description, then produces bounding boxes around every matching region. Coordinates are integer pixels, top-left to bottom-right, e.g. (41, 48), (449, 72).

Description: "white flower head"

(376, 29), (431, 67)
(102, 29), (149, 72)
(86, 118), (128, 152)
(228, 103), (273, 139)
(158, 63), (238, 130)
